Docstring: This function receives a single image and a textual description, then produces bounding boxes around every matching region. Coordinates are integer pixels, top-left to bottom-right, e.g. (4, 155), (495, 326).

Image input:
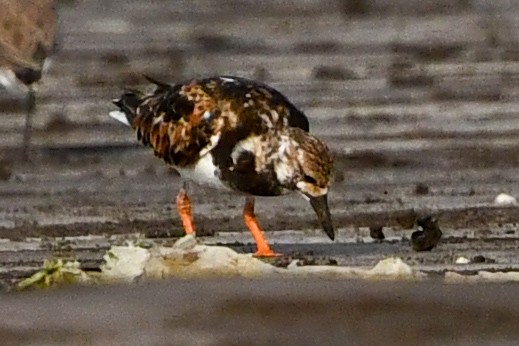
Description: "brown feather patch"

(117, 76), (311, 168)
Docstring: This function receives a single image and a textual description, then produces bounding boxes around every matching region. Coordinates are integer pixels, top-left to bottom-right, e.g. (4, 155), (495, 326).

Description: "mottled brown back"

(115, 76), (310, 168)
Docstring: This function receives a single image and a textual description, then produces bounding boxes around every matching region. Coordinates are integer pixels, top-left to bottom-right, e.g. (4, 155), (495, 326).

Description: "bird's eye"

(303, 175), (317, 184)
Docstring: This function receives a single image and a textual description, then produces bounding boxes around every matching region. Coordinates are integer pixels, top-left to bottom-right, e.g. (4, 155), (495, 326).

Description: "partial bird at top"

(0, 0), (58, 160)
(110, 76), (334, 257)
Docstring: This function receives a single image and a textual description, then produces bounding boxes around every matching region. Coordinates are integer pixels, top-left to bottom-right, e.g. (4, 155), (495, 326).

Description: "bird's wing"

(119, 76), (310, 168)
(120, 77), (213, 167)
(194, 76), (309, 170)
(206, 76), (309, 132)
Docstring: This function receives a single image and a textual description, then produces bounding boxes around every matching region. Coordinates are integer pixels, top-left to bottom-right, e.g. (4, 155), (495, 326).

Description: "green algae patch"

(18, 259), (93, 290)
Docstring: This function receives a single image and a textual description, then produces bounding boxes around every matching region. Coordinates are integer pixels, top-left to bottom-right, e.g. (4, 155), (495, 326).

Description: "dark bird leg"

(243, 196), (280, 258)
(176, 183), (196, 235)
(22, 85), (36, 162)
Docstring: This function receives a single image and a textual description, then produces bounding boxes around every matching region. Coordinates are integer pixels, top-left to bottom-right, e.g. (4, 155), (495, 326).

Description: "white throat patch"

(274, 135), (297, 184)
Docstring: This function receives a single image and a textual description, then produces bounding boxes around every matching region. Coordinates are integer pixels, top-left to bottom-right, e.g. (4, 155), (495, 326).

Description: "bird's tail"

(109, 91), (143, 127)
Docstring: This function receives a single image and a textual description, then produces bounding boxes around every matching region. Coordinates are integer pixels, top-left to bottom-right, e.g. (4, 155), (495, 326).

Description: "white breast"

(175, 154), (232, 191)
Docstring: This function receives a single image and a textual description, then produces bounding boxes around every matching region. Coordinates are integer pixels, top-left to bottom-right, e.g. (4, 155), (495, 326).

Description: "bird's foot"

(253, 248), (282, 258)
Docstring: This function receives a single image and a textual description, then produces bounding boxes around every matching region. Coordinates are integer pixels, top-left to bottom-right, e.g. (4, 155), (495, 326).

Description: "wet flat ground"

(3, 0), (519, 289)
(4, 278), (519, 345)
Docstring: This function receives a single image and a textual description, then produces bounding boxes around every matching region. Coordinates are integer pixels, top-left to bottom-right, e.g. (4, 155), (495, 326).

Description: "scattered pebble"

(369, 225), (385, 241)
(471, 255), (485, 263)
(494, 193), (516, 205)
(455, 256), (470, 264)
(287, 260), (300, 269)
(472, 255), (495, 264)
(411, 216), (442, 252)
(272, 251), (338, 268)
(366, 258), (420, 279)
(101, 243), (151, 281)
(455, 255), (494, 264)
(299, 257), (338, 266)
(414, 182), (429, 195)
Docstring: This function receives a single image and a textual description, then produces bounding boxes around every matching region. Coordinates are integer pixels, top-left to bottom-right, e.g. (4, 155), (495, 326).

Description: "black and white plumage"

(110, 76), (335, 255)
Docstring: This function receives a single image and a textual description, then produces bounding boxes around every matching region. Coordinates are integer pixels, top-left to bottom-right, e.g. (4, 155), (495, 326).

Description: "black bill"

(309, 194), (335, 240)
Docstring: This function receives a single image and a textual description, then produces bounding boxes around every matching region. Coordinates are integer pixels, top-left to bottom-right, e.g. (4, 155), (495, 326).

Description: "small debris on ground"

(411, 216), (442, 251)
(472, 255), (495, 264)
(17, 235), (426, 289)
(494, 193), (517, 205)
(369, 225), (385, 241)
(16, 233), (519, 289)
(455, 256), (470, 264)
(271, 251), (338, 268)
(414, 182), (429, 195)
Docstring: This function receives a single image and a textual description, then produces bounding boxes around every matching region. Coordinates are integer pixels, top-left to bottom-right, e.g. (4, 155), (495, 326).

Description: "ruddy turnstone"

(0, 0), (58, 160)
(110, 76), (334, 257)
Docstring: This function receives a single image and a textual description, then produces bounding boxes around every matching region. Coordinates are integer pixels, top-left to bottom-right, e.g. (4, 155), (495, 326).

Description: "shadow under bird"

(110, 76), (334, 257)
(0, 0), (58, 160)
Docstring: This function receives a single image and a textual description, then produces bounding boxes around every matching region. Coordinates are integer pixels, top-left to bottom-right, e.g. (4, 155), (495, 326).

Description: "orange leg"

(176, 187), (195, 235)
(243, 196), (280, 257)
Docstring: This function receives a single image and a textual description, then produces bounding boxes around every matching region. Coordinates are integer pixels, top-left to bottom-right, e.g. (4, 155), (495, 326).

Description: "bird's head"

(279, 128), (335, 240)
